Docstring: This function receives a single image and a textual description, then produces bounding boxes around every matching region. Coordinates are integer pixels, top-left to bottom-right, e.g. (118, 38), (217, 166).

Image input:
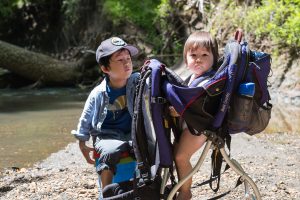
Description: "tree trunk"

(0, 40), (86, 86)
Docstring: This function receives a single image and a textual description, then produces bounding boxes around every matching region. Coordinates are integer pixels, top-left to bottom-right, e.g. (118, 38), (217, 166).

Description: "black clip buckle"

(151, 97), (167, 104)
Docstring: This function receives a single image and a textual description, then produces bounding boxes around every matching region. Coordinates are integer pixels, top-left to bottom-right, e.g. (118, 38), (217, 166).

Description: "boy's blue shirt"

(74, 72), (140, 141)
(102, 83), (131, 133)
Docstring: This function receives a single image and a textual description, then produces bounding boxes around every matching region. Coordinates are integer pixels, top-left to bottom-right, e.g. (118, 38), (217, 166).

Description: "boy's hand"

(169, 106), (180, 117)
(79, 141), (95, 165)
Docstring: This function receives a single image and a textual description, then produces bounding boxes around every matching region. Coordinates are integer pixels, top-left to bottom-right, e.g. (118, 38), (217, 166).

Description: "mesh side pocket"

(246, 102), (272, 135)
(228, 94), (253, 134)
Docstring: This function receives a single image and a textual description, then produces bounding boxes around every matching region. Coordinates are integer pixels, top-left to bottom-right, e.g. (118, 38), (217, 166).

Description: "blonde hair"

(183, 31), (219, 69)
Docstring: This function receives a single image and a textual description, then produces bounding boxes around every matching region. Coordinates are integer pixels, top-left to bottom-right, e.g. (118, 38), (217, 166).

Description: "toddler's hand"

(169, 106), (180, 117)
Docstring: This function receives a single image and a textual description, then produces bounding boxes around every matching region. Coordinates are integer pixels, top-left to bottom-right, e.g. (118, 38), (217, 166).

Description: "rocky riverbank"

(0, 132), (299, 200)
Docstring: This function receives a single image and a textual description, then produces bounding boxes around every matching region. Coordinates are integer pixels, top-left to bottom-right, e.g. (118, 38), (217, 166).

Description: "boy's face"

(103, 49), (133, 82)
(186, 46), (214, 78)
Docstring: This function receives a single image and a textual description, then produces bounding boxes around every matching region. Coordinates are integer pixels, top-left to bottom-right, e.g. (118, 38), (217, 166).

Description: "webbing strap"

(151, 96), (167, 104)
(208, 131), (231, 193)
(132, 69), (152, 170)
(209, 148), (222, 192)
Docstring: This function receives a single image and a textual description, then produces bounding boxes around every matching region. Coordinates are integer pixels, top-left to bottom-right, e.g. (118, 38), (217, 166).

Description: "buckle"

(151, 97), (167, 104)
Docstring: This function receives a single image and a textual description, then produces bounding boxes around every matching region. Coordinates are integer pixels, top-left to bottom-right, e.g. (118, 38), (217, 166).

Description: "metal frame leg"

(219, 147), (261, 200)
(167, 130), (262, 200)
(160, 168), (170, 198)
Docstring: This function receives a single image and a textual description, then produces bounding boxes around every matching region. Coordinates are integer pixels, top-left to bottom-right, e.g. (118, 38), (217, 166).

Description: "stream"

(0, 88), (299, 170)
(0, 88), (88, 169)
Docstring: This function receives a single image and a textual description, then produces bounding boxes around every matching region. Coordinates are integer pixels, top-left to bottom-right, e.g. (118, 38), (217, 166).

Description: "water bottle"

(238, 82), (255, 123)
(228, 82), (255, 133)
(238, 82), (255, 97)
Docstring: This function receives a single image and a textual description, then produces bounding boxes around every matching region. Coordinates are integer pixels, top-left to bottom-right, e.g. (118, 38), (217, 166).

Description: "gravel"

(0, 132), (299, 200)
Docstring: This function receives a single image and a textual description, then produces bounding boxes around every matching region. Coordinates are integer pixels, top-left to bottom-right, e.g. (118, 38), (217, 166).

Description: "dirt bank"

(0, 132), (299, 200)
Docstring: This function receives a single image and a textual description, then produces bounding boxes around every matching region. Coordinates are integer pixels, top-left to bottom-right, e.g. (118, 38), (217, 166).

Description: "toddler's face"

(186, 46), (214, 78)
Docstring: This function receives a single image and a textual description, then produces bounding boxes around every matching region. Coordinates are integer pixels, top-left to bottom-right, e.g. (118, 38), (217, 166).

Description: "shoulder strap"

(148, 59), (173, 167)
(132, 68), (152, 173)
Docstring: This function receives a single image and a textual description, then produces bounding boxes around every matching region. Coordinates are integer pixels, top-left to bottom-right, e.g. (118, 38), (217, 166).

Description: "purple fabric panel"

(212, 64), (238, 128)
(162, 82), (206, 114)
(162, 81), (186, 114)
(203, 67), (227, 88)
(149, 60), (173, 167)
(163, 69), (227, 116)
(174, 86), (205, 105)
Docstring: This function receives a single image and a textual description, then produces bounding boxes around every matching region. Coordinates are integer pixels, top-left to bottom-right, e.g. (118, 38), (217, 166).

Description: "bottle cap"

(238, 82), (255, 97)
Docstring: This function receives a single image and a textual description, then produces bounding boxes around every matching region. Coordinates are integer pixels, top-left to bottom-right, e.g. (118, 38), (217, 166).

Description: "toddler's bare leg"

(175, 129), (207, 200)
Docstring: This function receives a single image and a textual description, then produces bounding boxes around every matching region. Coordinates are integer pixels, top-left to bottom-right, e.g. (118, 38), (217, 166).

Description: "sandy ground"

(0, 132), (299, 200)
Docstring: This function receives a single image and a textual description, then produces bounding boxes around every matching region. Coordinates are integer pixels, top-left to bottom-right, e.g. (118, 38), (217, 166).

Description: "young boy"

(170, 31), (219, 200)
(72, 37), (139, 190)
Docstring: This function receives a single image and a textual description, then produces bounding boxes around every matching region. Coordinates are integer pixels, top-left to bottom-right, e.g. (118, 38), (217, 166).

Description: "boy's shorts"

(94, 135), (131, 174)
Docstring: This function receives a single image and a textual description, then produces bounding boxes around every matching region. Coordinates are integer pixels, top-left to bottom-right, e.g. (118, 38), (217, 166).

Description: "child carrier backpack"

(102, 31), (272, 200)
(161, 32), (272, 136)
(225, 31), (272, 135)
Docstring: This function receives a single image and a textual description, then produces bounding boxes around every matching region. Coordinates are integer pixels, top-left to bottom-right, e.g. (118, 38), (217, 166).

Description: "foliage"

(0, 0), (65, 51)
(209, 0), (300, 51)
(153, 0), (181, 52)
(154, 0), (184, 64)
(61, 0), (182, 60)
(157, 0), (172, 18)
(2, 0), (299, 54)
(245, 0), (300, 48)
(62, 0), (81, 24)
(102, 0), (183, 64)
(0, 0), (25, 19)
(102, 0), (161, 30)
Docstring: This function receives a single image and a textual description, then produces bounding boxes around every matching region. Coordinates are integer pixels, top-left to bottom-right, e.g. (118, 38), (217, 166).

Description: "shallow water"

(0, 88), (88, 169)
(0, 88), (299, 170)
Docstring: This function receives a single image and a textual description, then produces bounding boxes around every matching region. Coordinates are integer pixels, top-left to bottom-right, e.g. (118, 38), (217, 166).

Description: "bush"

(102, 0), (183, 65)
(245, 0), (300, 48)
(0, 0), (20, 19)
(102, 0), (161, 31)
(209, 0), (300, 51)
